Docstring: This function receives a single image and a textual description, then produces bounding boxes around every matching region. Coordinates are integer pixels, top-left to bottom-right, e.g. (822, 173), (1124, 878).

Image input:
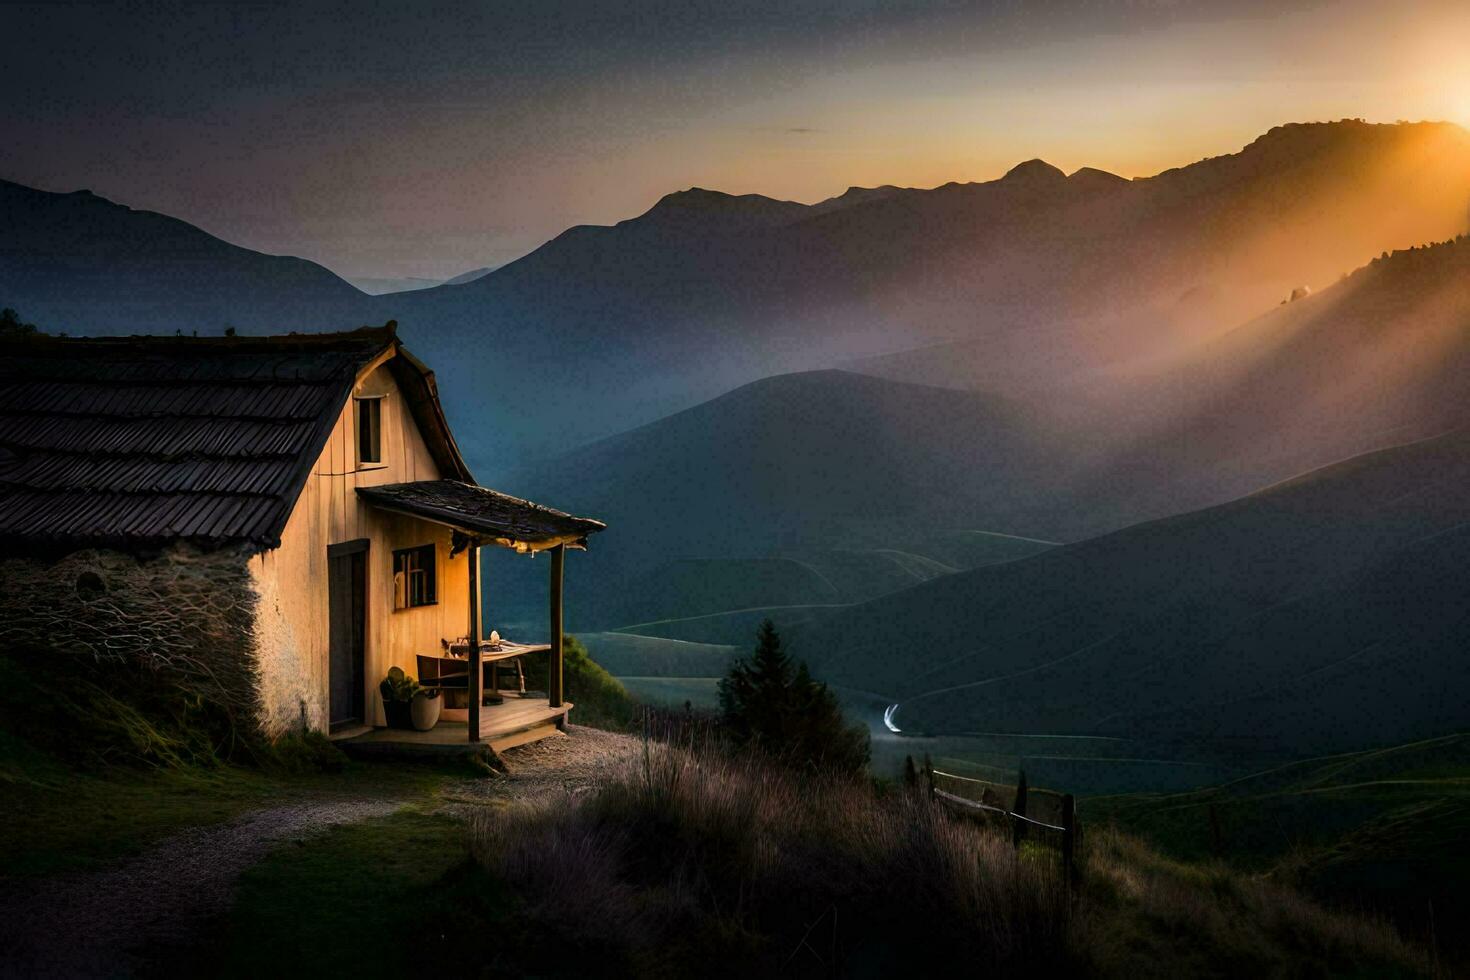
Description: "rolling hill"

(487, 368), (1066, 632)
(0, 179), (372, 334)
(1066, 232), (1470, 532)
(495, 234), (1470, 635)
(791, 423), (1470, 763)
(1088, 734), (1470, 948)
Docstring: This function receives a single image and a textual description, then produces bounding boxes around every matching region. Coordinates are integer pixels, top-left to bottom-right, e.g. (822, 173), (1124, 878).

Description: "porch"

(337, 694), (574, 757)
(351, 479), (605, 751)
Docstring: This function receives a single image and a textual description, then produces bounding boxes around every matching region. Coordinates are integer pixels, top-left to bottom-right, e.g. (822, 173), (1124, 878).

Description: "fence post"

(1011, 769), (1029, 849)
(1061, 793), (1078, 892)
(903, 755), (918, 795)
(923, 754), (935, 804)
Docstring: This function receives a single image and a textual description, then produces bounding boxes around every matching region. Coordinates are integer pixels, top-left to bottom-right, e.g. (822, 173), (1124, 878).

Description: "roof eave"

(356, 497), (594, 552)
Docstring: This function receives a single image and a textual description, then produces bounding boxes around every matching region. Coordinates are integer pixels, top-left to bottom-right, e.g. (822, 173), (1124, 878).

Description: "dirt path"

(0, 798), (405, 979)
(0, 726), (639, 978)
(0, 725), (637, 975)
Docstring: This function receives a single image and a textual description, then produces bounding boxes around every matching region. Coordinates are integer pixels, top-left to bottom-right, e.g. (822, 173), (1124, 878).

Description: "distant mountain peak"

(1068, 166), (1129, 190)
(649, 187), (799, 214)
(655, 186), (740, 208)
(1000, 159), (1068, 185)
(808, 184), (904, 216)
(632, 186), (809, 233)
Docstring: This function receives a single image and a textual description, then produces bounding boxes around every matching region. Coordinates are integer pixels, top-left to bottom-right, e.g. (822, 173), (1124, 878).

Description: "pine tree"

(719, 619), (870, 773)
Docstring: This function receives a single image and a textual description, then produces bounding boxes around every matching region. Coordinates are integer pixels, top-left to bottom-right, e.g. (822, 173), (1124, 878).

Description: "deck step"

(488, 721), (562, 753)
(477, 701), (571, 741)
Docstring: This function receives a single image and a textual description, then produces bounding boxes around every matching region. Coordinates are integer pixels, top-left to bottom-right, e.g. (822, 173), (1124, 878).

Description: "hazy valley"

(6, 115), (1470, 814)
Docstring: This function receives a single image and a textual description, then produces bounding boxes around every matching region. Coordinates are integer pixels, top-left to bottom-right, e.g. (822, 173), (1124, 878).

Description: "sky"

(3, 0), (1468, 282)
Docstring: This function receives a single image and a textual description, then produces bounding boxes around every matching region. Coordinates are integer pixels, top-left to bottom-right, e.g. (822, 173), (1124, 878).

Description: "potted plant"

(410, 687), (442, 731)
(378, 666), (421, 729)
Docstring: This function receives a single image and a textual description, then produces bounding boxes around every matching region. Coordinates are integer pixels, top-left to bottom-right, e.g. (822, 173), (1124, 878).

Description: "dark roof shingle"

(356, 480), (606, 551)
(0, 326), (399, 549)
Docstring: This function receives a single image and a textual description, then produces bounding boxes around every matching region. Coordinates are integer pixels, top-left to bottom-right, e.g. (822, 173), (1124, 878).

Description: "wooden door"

(328, 540), (369, 730)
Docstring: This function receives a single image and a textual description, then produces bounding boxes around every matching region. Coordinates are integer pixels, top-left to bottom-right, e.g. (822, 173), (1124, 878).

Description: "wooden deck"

(336, 696), (572, 758)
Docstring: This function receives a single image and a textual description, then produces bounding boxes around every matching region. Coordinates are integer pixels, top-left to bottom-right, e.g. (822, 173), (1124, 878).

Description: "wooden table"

(439, 641), (550, 697)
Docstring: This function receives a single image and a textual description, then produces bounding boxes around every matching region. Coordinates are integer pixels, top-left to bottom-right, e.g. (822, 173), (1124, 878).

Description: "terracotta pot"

(410, 690), (442, 731)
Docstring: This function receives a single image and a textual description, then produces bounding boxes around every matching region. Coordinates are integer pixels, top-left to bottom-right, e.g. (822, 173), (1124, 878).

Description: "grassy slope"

(617, 676), (722, 711)
(612, 603), (843, 645)
(1087, 736), (1470, 925)
(579, 632), (736, 678)
(796, 426), (1470, 762)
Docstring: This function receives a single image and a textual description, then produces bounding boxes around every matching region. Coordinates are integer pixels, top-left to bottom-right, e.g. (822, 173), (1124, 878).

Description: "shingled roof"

(356, 480), (606, 551)
(0, 323), (472, 550)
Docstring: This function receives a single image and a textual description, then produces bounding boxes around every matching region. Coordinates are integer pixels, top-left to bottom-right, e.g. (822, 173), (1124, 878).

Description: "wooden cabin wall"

(249, 360), (471, 734)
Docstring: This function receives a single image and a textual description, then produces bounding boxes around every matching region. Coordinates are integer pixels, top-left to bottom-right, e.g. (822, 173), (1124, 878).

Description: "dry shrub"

(468, 737), (1442, 978)
(470, 738), (1070, 976)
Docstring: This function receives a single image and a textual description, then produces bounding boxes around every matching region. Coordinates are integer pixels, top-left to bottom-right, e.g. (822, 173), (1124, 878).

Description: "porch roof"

(356, 479), (606, 552)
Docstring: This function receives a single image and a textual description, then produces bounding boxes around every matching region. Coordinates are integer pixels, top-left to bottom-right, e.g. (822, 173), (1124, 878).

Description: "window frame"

(392, 543), (438, 610)
(356, 395), (383, 466)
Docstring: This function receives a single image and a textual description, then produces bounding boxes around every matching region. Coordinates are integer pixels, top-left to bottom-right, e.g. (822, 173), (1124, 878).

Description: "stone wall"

(0, 544), (263, 730)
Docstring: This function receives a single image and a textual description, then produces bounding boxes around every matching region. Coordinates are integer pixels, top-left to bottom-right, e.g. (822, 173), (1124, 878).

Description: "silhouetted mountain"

(442, 266), (495, 286)
(6, 121), (1469, 471)
(634, 187), (812, 233)
(1067, 166), (1130, 192)
(793, 424), (1470, 761)
(0, 179), (371, 334)
(807, 185), (903, 215)
(997, 158), (1069, 189)
(389, 119), (1470, 464)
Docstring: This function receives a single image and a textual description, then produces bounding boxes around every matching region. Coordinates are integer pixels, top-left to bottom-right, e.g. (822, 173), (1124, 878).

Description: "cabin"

(0, 323), (604, 752)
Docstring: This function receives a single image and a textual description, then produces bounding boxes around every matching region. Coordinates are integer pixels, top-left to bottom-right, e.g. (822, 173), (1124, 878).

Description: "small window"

(357, 397), (382, 464)
(393, 544), (437, 609)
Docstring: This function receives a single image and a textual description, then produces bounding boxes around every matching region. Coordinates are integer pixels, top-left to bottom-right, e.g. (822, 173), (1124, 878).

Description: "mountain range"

(6, 119), (1470, 772)
(496, 233), (1470, 631)
(7, 120), (1470, 470)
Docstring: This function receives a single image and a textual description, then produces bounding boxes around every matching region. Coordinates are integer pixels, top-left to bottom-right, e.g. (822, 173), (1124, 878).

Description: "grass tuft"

(463, 737), (1441, 978)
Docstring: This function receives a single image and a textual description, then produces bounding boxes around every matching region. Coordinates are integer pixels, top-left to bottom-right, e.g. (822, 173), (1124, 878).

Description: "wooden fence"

(910, 755), (1080, 889)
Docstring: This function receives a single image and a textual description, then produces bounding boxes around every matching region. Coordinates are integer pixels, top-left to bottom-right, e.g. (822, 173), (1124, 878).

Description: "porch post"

(467, 539), (482, 742)
(548, 543), (565, 708)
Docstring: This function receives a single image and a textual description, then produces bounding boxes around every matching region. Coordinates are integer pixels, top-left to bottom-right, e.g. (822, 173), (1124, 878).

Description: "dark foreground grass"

(163, 737), (1441, 979)
(0, 727), (458, 877)
(212, 809), (476, 979)
(463, 741), (1437, 979)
